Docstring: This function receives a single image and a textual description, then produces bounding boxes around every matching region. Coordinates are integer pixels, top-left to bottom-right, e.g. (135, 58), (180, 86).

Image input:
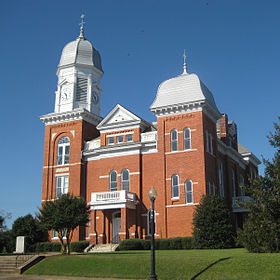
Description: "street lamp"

(148, 186), (157, 280)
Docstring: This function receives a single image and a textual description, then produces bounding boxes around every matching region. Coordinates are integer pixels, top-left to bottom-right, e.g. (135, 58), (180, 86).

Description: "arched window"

(57, 136), (70, 166)
(109, 170), (118, 192)
(183, 127), (191, 150)
(171, 175), (179, 198)
(121, 169), (130, 191)
(185, 180), (193, 204)
(170, 130), (178, 151)
(240, 174), (245, 196)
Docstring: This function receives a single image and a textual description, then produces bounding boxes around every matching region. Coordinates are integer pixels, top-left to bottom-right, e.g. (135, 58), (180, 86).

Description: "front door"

(112, 212), (121, 244)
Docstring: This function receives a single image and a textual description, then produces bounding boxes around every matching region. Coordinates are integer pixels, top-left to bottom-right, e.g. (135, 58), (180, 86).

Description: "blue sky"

(0, 0), (279, 228)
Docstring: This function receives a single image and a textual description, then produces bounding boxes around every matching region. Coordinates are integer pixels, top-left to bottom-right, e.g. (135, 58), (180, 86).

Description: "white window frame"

(55, 175), (69, 198)
(210, 134), (214, 155)
(117, 135), (124, 143)
(183, 127), (191, 150)
(185, 180), (193, 204)
(171, 174), (179, 199)
(206, 131), (209, 153)
(57, 137), (70, 166)
(126, 134), (133, 142)
(108, 136), (114, 145)
(121, 169), (130, 191)
(212, 183), (216, 195)
(109, 170), (118, 192)
(170, 129), (178, 152)
(232, 169), (236, 197)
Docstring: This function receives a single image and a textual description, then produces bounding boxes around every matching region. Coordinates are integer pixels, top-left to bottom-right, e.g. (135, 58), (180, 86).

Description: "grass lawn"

(25, 248), (280, 280)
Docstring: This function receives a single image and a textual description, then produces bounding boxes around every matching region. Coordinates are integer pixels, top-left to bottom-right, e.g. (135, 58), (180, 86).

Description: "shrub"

(36, 242), (61, 253)
(193, 195), (235, 249)
(181, 237), (194, 249)
(119, 239), (144, 250)
(70, 241), (89, 252)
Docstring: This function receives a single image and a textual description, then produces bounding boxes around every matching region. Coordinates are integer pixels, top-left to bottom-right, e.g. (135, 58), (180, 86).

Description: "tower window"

(171, 174), (179, 198)
(121, 169), (130, 191)
(126, 134), (133, 142)
(57, 137), (70, 166)
(183, 127), (191, 150)
(170, 130), (178, 151)
(56, 175), (69, 198)
(108, 137), (114, 145)
(109, 170), (118, 192)
(76, 78), (88, 102)
(117, 135), (124, 143)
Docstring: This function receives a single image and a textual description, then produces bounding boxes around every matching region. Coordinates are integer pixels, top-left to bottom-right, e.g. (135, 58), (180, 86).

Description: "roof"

(150, 72), (220, 116)
(238, 143), (251, 155)
(58, 36), (103, 72)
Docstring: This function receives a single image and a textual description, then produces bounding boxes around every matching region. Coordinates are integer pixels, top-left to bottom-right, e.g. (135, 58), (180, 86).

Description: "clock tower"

(54, 22), (103, 116)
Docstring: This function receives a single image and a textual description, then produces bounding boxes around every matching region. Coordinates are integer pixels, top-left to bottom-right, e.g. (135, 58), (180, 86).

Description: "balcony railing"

(232, 196), (250, 212)
(90, 190), (137, 210)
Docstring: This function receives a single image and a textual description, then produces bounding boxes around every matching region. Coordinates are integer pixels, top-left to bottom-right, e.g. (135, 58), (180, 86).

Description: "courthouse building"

(40, 26), (260, 244)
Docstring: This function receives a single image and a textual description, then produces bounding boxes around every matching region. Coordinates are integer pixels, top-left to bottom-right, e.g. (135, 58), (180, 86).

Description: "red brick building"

(40, 28), (260, 244)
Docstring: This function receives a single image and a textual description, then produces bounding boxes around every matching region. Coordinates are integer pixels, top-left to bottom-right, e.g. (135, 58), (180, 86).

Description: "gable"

(97, 104), (146, 132)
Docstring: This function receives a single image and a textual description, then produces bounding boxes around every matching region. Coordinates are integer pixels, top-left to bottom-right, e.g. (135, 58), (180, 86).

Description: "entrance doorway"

(112, 212), (121, 244)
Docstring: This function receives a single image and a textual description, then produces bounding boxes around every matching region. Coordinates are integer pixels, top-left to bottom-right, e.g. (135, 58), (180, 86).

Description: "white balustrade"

(141, 131), (157, 143)
(87, 139), (101, 150)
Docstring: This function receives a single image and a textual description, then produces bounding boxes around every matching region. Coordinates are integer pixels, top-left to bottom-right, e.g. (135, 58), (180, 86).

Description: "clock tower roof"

(57, 32), (103, 73)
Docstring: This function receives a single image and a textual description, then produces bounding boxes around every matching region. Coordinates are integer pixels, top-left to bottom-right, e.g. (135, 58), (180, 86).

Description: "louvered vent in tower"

(76, 78), (88, 102)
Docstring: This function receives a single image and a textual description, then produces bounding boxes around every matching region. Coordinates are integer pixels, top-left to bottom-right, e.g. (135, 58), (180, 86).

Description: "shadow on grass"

(190, 257), (230, 280)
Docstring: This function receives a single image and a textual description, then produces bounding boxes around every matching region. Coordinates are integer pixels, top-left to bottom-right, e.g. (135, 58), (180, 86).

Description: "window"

(52, 230), (59, 239)
(185, 180), (193, 204)
(147, 209), (156, 236)
(232, 169), (236, 197)
(210, 134), (214, 154)
(57, 137), (70, 165)
(55, 175), (69, 198)
(170, 130), (178, 151)
(219, 161), (224, 197)
(108, 137), (114, 145)
(121, 169), (130, 191)
(183, 127), (191, 150)
(109, 170), (118, 191)
(206, 131), (209, 152)
(171, 175), (179, 198)
(126, 134), (133, 142)
(208, 181), (211, 194)
(240, 174), (245, 196)
(212, 183), (216, 195)
(117, 135), (124, 143)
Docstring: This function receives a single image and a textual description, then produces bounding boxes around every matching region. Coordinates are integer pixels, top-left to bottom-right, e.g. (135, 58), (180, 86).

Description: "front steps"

(87, 243), (119, 253)
(0, 254), (34, 274)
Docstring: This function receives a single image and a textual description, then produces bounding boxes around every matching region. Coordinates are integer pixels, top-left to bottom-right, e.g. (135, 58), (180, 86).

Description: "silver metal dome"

(58, 35), (103, 72)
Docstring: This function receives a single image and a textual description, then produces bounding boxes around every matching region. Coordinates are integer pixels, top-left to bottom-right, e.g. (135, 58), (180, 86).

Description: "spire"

(79, 14), (86, 39)
(182, 49), (188, 74)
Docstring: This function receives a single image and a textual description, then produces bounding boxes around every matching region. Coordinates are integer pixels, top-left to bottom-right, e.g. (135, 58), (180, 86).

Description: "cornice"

(150, 101), (221, 121)
(40, 108), (102, 126)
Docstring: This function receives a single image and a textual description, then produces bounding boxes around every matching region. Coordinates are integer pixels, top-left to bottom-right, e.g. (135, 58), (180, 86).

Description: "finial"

(183, 49), (187, 74)
(79, 14), (86, 39)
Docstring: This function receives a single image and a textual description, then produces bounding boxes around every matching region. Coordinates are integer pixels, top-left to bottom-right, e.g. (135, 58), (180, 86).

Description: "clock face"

(61, 87), (71, 101)
(91, 92), (99, 105)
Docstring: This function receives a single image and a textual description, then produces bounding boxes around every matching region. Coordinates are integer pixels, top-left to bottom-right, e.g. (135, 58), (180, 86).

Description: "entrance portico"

(89, 190), (138, 244)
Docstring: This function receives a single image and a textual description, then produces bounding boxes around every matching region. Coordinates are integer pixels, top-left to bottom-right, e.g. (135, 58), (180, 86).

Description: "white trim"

(165, 149), (197, 155)
(54, 172), (69, 177)
(43, 162), (83, 169)
(166, 203), (199, 208)
(106, 131), (135, 137)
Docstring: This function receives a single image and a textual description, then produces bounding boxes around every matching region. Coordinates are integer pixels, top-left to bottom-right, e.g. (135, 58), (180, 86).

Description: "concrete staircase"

(0, 254), (34, 274)
(87, 244), (119, 253)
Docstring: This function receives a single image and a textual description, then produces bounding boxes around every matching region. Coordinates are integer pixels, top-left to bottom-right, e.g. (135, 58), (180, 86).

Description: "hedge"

(119, 237), (194, 250)
(36, 241), (89, 253)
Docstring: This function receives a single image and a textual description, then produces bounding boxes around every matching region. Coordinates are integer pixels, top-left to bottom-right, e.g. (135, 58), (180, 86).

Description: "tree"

(12, 214), (47, 251)
(39, 193), (90, 254)
(237, 117), (280, 252)
(193, 195), (235, 249)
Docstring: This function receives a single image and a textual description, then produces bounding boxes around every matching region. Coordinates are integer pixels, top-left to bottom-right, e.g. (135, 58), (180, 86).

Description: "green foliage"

(119, 237), (194, 250)
(70, 241), (89, 252)
(193, 195), (235, 249)
(238, 117), (280, 253)
(35, 241), (89, 253)
(39, 194), (90, 254)
(0, 230), (14, 253)
(12, 214), (47, 252)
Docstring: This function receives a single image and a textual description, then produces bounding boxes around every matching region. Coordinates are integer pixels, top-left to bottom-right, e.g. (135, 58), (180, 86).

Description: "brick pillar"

(98, 211), (106, 244)
(120, 208), (128, 241)
(90, 210), (98, 244)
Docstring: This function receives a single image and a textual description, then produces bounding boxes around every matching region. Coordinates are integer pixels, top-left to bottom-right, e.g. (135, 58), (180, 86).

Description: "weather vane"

(79, 14), (86, 38)
(183, 49), (187, 74)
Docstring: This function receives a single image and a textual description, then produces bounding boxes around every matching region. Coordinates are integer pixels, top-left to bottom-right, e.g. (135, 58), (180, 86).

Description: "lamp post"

(148, 186), (157, 280)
